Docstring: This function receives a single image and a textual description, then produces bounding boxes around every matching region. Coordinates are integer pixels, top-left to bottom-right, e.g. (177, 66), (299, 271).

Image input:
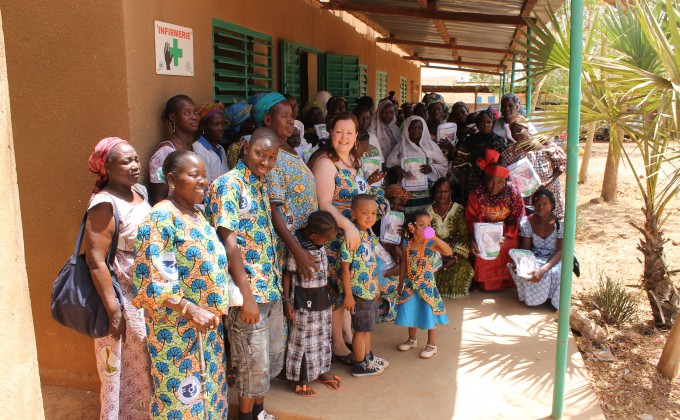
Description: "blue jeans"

(227, 299), (284, 399)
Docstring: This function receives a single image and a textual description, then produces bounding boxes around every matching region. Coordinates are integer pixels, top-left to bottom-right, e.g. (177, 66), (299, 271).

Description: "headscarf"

(248, 92), (267, 106)
(197, 101), (226, 123)
(386, 116), (448, 183)
(385, 184), (415, 202)
(452, 101), (469, 113)
(314, 91), (332, 115)
(326, 96), (348, 115)
(225, 103), (252, 133)
(426, 93), (449, 113)
(501, 92), (521, 108)
(253, 92), (287, 127)
(370, 99), (401, 159)
(88, 137), (129, 193)
(302, 101), (323, 120)
(476, 149), (509, 178)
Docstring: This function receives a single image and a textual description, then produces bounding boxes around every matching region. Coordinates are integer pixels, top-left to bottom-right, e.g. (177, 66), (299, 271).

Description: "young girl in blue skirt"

(396, 210), (453, 359)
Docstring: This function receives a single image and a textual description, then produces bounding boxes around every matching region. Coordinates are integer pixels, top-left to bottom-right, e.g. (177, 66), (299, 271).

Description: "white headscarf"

(369, 99), (401, 159)
(314, 91), (332, 116)
(386, 116), (448, 183)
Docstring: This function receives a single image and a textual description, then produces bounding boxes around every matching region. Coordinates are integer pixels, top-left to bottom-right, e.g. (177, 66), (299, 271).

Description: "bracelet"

(282, 297), (291, 303)
(181, 300), (190, 315)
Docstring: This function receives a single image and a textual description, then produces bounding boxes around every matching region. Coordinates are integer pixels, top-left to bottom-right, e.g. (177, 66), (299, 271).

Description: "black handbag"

(51, 199), (123, 338)
(555, 219), (580, 277)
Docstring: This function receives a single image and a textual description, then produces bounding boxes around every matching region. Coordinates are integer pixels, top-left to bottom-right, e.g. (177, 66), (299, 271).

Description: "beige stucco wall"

(0, 8), (45, 417)
(3, 0), (419, 391)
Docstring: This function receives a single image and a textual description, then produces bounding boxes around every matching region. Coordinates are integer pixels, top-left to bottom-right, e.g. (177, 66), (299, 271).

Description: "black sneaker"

(351, 359), (383, 377)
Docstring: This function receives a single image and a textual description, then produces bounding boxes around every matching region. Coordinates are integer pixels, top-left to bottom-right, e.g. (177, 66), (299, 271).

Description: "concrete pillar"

(0, 9), (45, 419)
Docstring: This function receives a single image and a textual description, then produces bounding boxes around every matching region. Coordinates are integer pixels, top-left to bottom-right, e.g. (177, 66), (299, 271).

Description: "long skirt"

(473, 236), (518, 291)
(435, 258), (475, 299)
(396, 293), (449, 330)
(285, 307), (332, 382)
(510, 256), (561, 309)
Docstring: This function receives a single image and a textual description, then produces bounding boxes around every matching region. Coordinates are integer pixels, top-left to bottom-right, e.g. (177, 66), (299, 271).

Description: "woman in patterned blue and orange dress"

(133, 150), (231, 419)
(312, 113), (386, 364)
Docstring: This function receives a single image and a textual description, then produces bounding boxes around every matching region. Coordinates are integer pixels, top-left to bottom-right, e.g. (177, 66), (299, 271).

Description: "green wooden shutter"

(376, 71), (388, 101)
(324, 54), (360, 109)
(359, 65), (368, 98)
(280, 40), (301, 102)
(212, 18), (273, 103)
(400, 76), (408, 104)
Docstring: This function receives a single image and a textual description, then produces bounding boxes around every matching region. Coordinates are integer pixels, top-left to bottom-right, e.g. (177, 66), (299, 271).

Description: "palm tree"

(519, 0), (680, 330)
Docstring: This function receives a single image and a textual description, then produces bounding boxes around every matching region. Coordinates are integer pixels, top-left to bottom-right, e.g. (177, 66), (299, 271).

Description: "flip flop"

(320, 374), (342, 390)
(289, 382), (317, 397)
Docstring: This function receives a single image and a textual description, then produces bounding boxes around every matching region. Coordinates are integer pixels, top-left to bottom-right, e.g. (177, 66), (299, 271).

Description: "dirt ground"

(41, 142), (680, 419)
(570, 142), (680, 419)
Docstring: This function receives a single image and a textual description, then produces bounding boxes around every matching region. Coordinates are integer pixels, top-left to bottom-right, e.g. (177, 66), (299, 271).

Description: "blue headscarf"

(225, 103), (252, 133)
(253, 92), (287, 127)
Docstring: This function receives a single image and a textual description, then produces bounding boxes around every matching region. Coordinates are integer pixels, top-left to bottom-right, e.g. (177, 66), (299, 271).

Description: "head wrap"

(452, 101), (469, 113)
(314, 91), (332, 115)
(426, 93), (449, 113)
(248, 92), (267, 106)
(326, 96), (348, 115)
(476, 149), (509, 178)
(253, 92), (287, 127)
(476, 107), (498, 125)
(370, 99), (401, 158)
(385, 184), (415, 202)
(225, 103), (253, 133)
(508, 115), (529, 128)
(197, 101), (226, 123)
(88, 137), (129, 193)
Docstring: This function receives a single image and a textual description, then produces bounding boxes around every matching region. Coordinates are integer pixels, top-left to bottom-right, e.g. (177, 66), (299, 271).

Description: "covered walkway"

(43, 290), (603, 419)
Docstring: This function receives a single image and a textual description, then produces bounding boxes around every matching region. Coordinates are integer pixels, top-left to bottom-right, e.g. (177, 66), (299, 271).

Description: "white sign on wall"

(154, 20), (194, 76)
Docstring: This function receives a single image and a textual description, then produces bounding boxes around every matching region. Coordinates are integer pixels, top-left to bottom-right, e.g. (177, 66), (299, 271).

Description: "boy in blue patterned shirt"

(340, 194), (390, 377)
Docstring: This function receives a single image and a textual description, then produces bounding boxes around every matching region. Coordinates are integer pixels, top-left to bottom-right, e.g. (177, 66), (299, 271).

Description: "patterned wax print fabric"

(501, 141), (567, 216)
(399, 240), (446, 315)
(148, 141), (176, 184)
(340, 227), (380, 300)
(465, 182), (526, 291)
(89, 185), (152, 419)
(205, 160), (281, 303)
(426, 203), (475, 299)
(510, 217), (563, 309)
(268, 149), (319, 257)
(132, 201), (230, 420)
(284, 231), (332, 382)
(376, 254), (399, 323)
(325, 164), (369, 306)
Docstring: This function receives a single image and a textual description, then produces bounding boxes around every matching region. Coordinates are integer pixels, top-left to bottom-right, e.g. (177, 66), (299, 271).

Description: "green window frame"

(324, 54), (360, 110)
(212, 18), (273, 103)
(400, 76), (408, 104)
(359, 65), (368, 98)
(376, 70), (388, 101)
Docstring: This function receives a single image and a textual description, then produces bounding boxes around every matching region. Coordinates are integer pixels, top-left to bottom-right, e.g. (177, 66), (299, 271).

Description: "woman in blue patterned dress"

(509, 188), (563, 309)
(133, 151), (230, 419)
(313, 113), (385, 363)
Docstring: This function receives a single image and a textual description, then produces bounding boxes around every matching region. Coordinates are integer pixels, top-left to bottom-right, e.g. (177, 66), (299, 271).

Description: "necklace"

(434, 201), (453, 218)
(338, 154), (354, 169)
(169, 195), (198, 216)
(406, 239), (427, 281)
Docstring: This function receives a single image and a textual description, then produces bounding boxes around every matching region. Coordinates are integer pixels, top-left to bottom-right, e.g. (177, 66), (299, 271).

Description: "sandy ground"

(40, 142), (680, 419)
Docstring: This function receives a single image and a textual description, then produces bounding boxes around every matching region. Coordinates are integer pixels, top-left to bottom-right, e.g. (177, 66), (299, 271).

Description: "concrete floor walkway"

(43, 290), (604, 420)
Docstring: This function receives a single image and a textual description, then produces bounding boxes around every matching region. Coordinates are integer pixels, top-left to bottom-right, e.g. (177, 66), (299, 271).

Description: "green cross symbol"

(169, 38), (183, 67)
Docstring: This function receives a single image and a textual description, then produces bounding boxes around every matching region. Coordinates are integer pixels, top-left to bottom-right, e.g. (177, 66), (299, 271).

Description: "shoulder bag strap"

(106, 199), (120, 269)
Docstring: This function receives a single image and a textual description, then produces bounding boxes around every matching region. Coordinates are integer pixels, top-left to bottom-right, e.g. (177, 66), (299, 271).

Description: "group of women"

(82, 89), (567, 419)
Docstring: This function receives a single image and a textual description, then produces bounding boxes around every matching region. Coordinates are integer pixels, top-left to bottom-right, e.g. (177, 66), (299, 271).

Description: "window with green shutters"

(212, 18), (273, 103)
(324, 54), (360, 110)
(400, 76), (408, 104)
(376, 71), (388, 101)
(359, 65), (368, 98)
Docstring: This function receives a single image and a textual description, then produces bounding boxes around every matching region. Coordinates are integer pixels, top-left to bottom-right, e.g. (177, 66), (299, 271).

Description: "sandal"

(289, 382), (317, 397)
(319, 374), (342, 390)
(332, 353), (354, 366)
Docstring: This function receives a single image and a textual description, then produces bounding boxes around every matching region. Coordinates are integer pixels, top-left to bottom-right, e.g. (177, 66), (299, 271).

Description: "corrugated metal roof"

(320, 0), (565, 74)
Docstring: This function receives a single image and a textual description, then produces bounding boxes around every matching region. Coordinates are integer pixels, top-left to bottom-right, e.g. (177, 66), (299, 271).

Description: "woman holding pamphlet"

(386, 116), (448, 214)
(465, 150), (525, 291)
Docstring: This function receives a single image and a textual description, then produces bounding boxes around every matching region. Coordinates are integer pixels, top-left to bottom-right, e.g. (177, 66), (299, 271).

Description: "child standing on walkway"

(341, 194), (390, 376)
(397, 210), (453, 359)
(283, 210), (342, 397)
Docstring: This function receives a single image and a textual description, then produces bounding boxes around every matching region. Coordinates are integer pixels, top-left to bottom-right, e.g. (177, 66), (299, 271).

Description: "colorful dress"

(205, 160), (281, 303)
(285, 230), (332, 382)
(340, 227), (380, 300)
(465, 182), (526, 291)
(90, 185), (152, 420)
(426, 203), (475, 299)
(510, 217), (563, 309)
(375, 243), (399, 322)
(396, 240), (449, 330)
(132, 201), (230, 420)
(501, 141), (567, 216)
(268, 148), (319, 261)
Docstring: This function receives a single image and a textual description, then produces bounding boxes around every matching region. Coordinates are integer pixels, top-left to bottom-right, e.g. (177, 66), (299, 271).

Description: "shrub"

(593, 273), (638, 326)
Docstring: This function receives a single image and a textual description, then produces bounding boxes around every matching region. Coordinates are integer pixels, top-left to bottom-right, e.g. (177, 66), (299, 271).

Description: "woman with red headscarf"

(85, 137), (152, 418)
(465, 150), (525, 291)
